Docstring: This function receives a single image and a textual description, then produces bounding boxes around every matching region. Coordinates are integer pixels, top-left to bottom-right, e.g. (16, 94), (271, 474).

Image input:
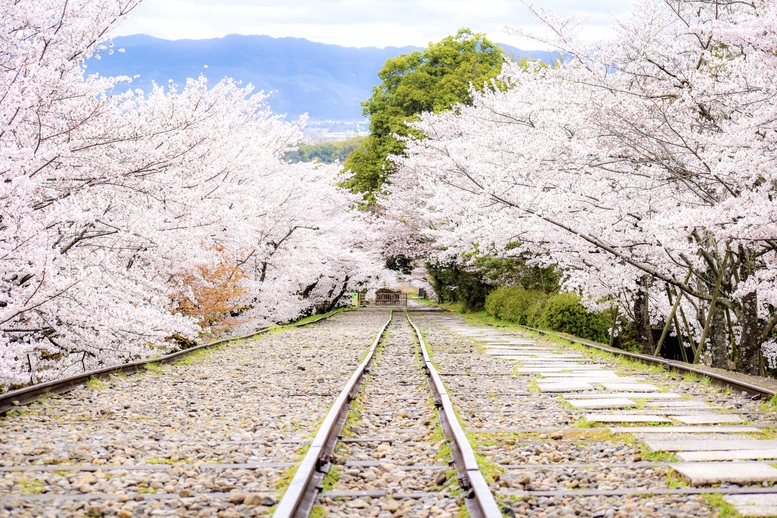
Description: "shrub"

(537, 293), (611, 343)
(485, 286), (547, 325)
(486, 287), (612, 343)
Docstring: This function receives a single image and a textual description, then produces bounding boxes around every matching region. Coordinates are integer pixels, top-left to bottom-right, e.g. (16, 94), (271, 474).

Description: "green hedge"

(485, 287), (612, 343)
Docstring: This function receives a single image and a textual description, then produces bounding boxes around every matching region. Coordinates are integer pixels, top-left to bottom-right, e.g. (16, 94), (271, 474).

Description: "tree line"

(342, 2), (777, 376)
(0, 0), (383, 390)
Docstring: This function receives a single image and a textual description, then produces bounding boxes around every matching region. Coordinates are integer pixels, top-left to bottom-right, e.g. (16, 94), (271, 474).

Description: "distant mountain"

(87, 34), (558, 122)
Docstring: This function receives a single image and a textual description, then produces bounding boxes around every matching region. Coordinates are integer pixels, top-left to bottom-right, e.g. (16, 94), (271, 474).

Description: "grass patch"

(465, 434), (504, 484)
(18, 478), (45, 495)
(309, 506), (330, 518)
(683, 372), (698, 383)
(322, 465), (340, 490)
(275, 444), (309, 490)
(145, 458), (176, 465)
(85, 377), (106, 390)
(144, 362), (166, 373)
(474, 451), (503, 485)
(702, 494), (741, 517)
(438, 302), (466, 314)
(700, 375), (712, 387)
(761, 395), (777, 411)
(574, 417), (600, 428)
(666, 470), (689, 489)
(173, 348), (210, 367)
(639, 446), (678, 462)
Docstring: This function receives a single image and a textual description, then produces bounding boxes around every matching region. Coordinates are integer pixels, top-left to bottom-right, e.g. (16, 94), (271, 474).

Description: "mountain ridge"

(88, 34), (558, 122)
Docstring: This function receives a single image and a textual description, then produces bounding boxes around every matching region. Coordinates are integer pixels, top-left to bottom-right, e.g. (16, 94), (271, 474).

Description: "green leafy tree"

(285, 136), (365, 164)
(341, 28), (504, 204)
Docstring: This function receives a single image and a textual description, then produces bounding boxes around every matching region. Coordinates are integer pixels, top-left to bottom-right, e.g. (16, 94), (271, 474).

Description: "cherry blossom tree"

(1, 0), (385, 389)
(392, 0), (777, 374)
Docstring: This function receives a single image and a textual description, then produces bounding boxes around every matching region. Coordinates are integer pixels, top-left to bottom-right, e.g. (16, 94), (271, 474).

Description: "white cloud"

(115, 0), (629, 49)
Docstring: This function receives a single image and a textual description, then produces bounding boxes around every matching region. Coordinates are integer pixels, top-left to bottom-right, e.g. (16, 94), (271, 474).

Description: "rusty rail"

(406, 313), (502, 518)
(273, 311), (394, 518)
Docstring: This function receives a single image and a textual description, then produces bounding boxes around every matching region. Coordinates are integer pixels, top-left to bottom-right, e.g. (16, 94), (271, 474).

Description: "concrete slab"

(585, 413), (672, 423)
(725, 494), (777, 517)
(646, 401), (711, 409)
(612, 425), (763, 434)
(545, 378), (639, 384)
(564, 392), (680, 400)
(536, 381), (594, 392)
(484, 347), (545, 351)
(601, 382), (662, 392)
(671, 461), (777, 486)
(673, 414), (744, 425)
(486, 351), (547, 355)
(489, 354), (581, 360)
(677, 448), (777, 461)
(515, 367), (604, 374)
(537, 372), (622, 379)
(639, 433), (756, 443)
(483, 341), (538, 345)
(646, 438), (776, 452)
(566, 398), (637, 409)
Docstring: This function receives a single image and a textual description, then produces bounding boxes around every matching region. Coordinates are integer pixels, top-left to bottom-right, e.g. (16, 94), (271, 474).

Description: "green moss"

(575, 417), (600, 428)
(18, 478), (45, 494)
(322, 466), (340, 490)
(144, 362), (166, 373)
(275, 443), (309, 490)
(639, 446), (678, 462)
(173, 348), (211, 366)
(85, 377), (106, 390)
(145, 458), (176, 465)
(702, 494), (741, 517)
(666, 470), (689, 489)
(761, 395), (777, 411)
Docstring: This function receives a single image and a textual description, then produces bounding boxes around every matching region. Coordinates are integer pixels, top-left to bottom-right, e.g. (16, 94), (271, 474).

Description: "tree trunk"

(635, 276), (653, 355)
(708, 302), (729, 369)
(737, 290), (761, 375)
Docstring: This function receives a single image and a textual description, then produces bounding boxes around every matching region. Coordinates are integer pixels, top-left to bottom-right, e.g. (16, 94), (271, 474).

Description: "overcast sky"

(114, 1), (630, 50)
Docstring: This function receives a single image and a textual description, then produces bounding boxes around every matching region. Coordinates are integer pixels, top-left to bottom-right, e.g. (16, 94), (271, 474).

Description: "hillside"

(87, 34), (558, 122)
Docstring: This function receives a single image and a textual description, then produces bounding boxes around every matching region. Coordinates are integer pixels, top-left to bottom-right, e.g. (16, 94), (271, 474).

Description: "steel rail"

(519, 324), (776, 398)
(406, 313), (502, 518)
(273, 311), (394, 518)
(0, 309), (344, 414)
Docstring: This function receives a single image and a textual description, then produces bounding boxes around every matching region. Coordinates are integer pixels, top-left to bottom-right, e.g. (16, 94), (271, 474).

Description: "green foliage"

(484, 285), (548, 325)
(85, 376), (106, 390)
(701, 494), (741, 517)
(385, 254), (414, 275)
(536, 293), (612, 343)
(18, 478), (45, 495)
(341, 28), (504, 203)
(470, 247), (560, 294)
(485, 288), (612, 343)
(427, 261), (491, 311)
(285, 136), (365, 164)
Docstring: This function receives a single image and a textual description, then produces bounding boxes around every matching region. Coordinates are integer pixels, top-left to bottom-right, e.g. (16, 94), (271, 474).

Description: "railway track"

(410, 310), (777, 518)
(274, 309), (499, 518)
(0, 310), (391, 517)
(4, 304), (777, 517)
